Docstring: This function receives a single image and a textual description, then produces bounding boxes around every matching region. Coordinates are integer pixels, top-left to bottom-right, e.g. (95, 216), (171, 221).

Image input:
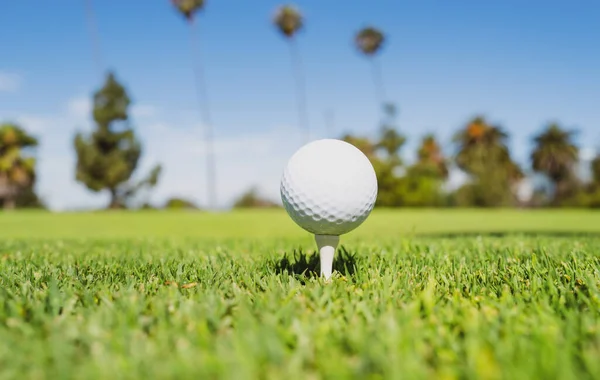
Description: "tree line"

(340, 104), (600, 209)
(1, 74), (598, 210)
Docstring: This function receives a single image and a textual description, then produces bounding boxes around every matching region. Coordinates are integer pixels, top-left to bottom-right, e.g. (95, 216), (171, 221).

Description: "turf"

(1, 210), (600, 379)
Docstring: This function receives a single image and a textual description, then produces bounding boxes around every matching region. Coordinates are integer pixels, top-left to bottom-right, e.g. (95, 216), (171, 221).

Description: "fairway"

(1, 210), (600, 379)
(2, 208), (600, 240)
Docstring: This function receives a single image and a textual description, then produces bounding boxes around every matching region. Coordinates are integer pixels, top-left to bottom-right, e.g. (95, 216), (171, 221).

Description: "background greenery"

(2, 1), (599, 211)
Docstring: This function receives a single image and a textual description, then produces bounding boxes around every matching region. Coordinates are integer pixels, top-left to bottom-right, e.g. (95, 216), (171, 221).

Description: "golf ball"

(280, 139), (378, 235)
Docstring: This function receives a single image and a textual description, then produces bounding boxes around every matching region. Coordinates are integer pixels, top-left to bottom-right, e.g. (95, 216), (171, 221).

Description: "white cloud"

(66, 97), (91, 120)
(137, 122), (300, 209)
(0, 72), (21, 92)
(13, 115), (54, 134)
(132, 105), (158, 119)
(580, 147), (596, 162)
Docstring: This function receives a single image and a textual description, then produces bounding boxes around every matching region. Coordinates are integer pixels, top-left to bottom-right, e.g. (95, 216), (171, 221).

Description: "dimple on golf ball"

(280, 139), (378, 236)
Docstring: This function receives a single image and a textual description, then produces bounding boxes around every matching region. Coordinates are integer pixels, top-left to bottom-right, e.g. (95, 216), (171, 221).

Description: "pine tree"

(531, 124), (579, 205)
(73, 72), (161, 209)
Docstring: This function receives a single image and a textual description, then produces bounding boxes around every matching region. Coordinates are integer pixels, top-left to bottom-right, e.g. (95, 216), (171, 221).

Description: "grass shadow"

(274, 246), (358, 281)
(419, 231), (600, 239)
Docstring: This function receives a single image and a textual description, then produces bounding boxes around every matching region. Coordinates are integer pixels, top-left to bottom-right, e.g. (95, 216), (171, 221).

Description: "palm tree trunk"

(0, 179), (17, 210)
(189, 18), (217, 211)
(108, 188), (120, 209)
(370, 57), (387, 113)
(553, 179), (575, 206)
(288, 38), (310, 143)
(83, 0), (104, 78)
(323, 109), (335, 138)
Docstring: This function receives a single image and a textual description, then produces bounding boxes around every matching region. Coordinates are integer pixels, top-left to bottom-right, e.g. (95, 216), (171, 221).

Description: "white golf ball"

(280, 139), (378, 236)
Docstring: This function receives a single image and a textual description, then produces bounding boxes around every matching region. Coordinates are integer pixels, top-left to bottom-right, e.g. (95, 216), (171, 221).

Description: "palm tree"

(417, 134), (448, 178)
(453, 116), (522, 207)
(171, 0), (217, 210)
(531, 124), (579, 204)
(0, 124), (38, 210)
(355, 26), (387, 111)
(323, 109), (335, 138)
(377, 127), (405, 160)
(273, 4), (310, 143)
(374, 103), (405, 162)
(592, 154), (600, 186)
(454, 117), (511, 175)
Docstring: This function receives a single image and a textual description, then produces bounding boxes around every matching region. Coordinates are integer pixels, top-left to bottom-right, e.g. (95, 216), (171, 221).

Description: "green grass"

(1, 210), (600, 379)
(2, 208), (600, 240)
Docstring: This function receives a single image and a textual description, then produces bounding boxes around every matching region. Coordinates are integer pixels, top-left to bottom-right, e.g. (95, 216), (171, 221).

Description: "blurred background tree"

(163, 197), (200, 210)
(171, 0), (217, 211)
(73, 72), (162, 209)
(355, 26), (387, 114)
(416, 134), (449, 178)
(373, 104), (406, 207)
(342, 127), (452, 207)
(531, 124), (579, 206)
(0, 124), (41, 210)
(232, 187), (279, 209)
(592, 154), (600, 188)
(14, 187), (46, 209)
(581, 153), (600, 207)
(342, 104), (407, 207)
(397, 134), (449, 207)
(273, 4), (310, 143)
(452, 117), (523, 207)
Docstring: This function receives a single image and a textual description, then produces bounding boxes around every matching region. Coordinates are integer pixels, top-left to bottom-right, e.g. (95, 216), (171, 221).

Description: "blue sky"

(1, 0), (599, 209)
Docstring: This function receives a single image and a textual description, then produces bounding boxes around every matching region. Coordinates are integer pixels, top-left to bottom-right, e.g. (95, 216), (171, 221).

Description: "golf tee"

(315, 234), (340, 280)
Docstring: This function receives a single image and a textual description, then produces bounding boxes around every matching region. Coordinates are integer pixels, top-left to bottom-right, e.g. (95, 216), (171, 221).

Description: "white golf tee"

(315, 234), (340, 280)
